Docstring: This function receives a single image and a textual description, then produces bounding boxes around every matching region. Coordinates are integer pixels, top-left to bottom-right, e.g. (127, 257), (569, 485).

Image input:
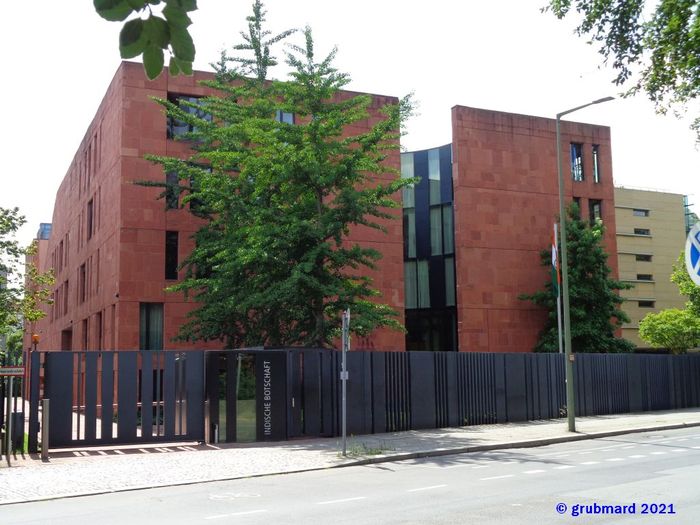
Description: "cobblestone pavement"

(2, 408), (699, 505)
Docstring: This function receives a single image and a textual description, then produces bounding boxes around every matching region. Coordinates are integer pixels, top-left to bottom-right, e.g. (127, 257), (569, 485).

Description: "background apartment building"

(614, 187), (688, 348)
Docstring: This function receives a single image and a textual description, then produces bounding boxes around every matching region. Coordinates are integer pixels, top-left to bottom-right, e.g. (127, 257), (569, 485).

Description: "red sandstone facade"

(28, 62), (405, 351)
(451, 106), (618, 353)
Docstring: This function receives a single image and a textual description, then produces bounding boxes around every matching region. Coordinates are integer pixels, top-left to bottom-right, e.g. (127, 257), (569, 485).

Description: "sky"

(1, 1), (698, 247)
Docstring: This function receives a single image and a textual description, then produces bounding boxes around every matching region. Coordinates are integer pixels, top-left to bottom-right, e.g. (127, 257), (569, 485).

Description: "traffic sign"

(686, 223), (700, 286)
(0, 367), (24, 377)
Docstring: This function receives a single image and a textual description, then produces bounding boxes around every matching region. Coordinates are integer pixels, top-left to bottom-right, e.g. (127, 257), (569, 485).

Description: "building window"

(636, 274), (653, 281)
(442, 204), (454, 255)
(638, 300), (655, 308)
(416, 260), (430, 308)
(86, 198), (94, 239)
(634, 228), (651, 236)
(275, 110), (294, 124)
(570, 143), (584, 181)
(82, 318), (89, 350)
(404, 260), (431, 310)
(430, 206), (443, 255)
(589, 199), (602, 225)
(403, 208), (416, 258)
(139, 303), (164, 350)
(78, 263), (86, 303)
(165, 172), (179, 209)
(428, 148), (441, 205)
(592, 144), (600, 183)
(445, 256), (455, 307)
(633, 209), (650, 217)
(167, 94), (212, 139)
(635, 254), (652, 262)
(404, 261), (417, 309)
(165, 231), (179, 280)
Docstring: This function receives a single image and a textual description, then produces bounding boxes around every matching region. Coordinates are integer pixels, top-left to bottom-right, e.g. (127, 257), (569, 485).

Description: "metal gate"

(28, 350), (204, 450)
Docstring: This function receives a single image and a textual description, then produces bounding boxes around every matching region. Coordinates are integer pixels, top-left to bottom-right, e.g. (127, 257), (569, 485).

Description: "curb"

(2, 420), (700, 506)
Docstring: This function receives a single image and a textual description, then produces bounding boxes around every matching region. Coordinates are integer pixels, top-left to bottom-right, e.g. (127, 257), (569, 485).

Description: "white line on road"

(651, 451), (667, 455)
(471, 465), (489, 469)
(523, 469), (545, 474)
(628, 455), (646, 459)
(553, 465), (575, 470)
(317, 497), (367, 505)
(692, 446), (700, 450)
(481, 475), (515, 481)
(670, 449), (685, 453)
(580, 461), (600, 465)
(605, 458), (624, 462)
(205, 510), (267, 520)
(407, 485), (448, 492)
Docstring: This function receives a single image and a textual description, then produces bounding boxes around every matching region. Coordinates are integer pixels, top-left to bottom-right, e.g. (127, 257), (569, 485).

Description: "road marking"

(651, 451), (667, 455)
(481, 475), (514, 481)
(676, 439), (689, 442)
(498, 461), (518, 465)
(471, 465), (489, 469)
(553, 465), (575, 470)
(605, 458), (624, 462)
(670, 449), (685, 453)
(317, 497), (367, 505)
(580, 461), (599, 465)
(628, 455), (646, 459)
(621, 446), (635, 449)
(692, 446), (700, 450)
(205, 510), (267, 520)
(523, 469), (545, 474)
(138, 449), (151, 454)
(407, 485), (447, 492)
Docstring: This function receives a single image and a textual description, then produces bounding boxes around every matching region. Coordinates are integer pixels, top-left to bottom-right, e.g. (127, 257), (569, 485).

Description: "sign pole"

(5, 376), (12, 467)
(341, 309), (350, 457)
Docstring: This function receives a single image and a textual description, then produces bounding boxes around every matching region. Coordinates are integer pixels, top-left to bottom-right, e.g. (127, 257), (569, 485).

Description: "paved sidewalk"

(2, 408), (700, 505)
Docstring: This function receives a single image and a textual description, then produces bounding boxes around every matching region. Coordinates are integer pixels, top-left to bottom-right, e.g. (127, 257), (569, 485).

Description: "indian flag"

(552, 223), (560, 297)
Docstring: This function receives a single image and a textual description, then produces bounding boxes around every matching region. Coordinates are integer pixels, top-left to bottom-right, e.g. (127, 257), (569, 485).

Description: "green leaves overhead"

(94, 0), (197, 80)
(546, 0), (700, 141)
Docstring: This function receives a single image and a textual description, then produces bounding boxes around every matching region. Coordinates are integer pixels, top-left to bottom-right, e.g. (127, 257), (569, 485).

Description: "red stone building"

(402, 106), (618, 352)
(27, 62), (404, 351)
(28, 63), (619, 354)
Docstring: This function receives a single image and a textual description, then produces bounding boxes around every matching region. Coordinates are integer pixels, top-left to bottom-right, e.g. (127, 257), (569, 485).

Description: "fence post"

(204, 399), (210, 444)
(41, 399), (49, 461)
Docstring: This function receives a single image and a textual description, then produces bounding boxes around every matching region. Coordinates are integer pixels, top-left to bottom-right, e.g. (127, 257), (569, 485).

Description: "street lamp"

(556, 96), (614, 432)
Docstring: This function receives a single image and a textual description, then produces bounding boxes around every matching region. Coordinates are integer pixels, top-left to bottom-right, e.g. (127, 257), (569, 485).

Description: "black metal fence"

(286, 351), (700, 438)
(25, 349), (700, 450)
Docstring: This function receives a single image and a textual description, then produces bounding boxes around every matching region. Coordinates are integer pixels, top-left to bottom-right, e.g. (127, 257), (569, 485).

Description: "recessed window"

(165, 231), (179, 280)
(592, 144), (600, 183)
(636, 274), (653, 281)
(589, 199), (602, 225)
(78, 263), (86, 303)
(165, 172), (179, 209)
(638, 300), (655, 308)
(403, 208), (416, 259)
(633, 209), (650, 217)
(167, 94), (212, 139)
(86, 199), (94, 239)
(275, 110), (294, 124)
(634, 228), (651, 236)
(139, 303), (164, 350)
(635, 254), (652, 262)
(570, 143), (584, 181)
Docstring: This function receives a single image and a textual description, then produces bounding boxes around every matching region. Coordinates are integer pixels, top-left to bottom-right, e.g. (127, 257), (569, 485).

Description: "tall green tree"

(148, 3), (412, 348)
(546, 0), (700, 140)
(521, 205), (635, 353)
(1, 208), (54, 363)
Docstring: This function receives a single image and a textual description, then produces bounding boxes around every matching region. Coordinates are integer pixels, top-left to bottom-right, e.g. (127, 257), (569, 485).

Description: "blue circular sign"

(686, 223), (700, 286)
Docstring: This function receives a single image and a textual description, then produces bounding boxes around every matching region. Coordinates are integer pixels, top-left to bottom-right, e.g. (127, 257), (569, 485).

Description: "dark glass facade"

(402, 144), (457, 351)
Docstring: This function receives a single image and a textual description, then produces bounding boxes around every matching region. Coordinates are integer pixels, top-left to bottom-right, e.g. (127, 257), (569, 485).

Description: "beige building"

(614, 187), (688, 348)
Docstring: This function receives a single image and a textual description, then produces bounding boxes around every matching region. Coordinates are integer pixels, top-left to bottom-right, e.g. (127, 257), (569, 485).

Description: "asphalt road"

(4, 427), (700, 524)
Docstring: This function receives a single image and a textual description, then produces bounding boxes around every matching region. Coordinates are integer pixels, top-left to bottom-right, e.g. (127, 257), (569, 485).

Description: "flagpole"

(554, 223), (563, 354)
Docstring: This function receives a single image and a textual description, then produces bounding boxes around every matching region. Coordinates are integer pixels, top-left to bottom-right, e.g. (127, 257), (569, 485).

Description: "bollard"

(204, 399), (210, 444)
(40, 399), (49, 461)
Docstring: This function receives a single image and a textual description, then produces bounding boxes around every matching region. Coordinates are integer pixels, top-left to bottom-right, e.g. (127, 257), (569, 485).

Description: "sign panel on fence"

(0, 367), (24, 376)
(256, 352), (287, 441)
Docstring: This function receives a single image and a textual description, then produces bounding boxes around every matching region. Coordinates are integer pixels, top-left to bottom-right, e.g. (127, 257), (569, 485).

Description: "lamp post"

(556, 96), (614, 432)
